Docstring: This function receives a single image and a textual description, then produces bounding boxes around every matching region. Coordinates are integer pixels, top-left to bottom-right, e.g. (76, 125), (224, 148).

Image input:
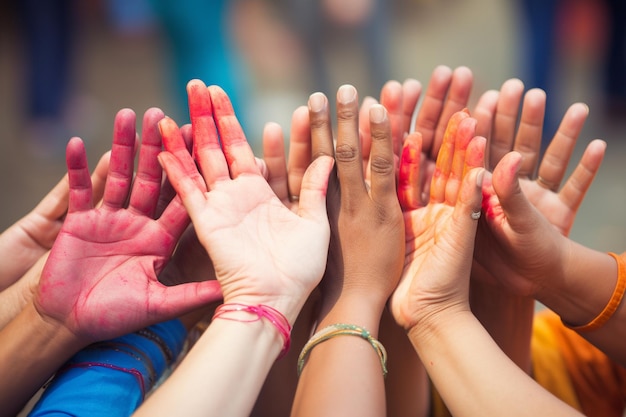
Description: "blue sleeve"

(28, 319), (187, 417)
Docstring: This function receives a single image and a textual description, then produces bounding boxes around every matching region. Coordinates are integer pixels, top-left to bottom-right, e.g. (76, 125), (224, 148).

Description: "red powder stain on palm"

(481, 189), (498, 220)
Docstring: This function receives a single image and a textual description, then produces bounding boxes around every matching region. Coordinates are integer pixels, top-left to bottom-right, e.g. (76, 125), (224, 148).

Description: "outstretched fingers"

(208, 85), (259, 178)
(558, 139), (606, 217)
(187, 80), (229, 187)
(102, 108), (137, 209)
(158, 117), (207, 221)
(536, 103), (589, 192)
(513, 88), (546, 178)
(430, 110), (470, 203)
(66, 137), (93, 213)
(129, 108), (165, 217)
(398, 132), (423, 211)
(335, 85), (366, 207)
(489, 79), (524, 169)
(368, 104), (396, 204)
(262, 121), (289, 201)
(286, 106), (313, 200)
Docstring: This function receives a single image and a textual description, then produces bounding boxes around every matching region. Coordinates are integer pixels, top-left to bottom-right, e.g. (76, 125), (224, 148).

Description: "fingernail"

(309, 92), (326, 113)
(476, 169), (485, 187)
(337, 85), (356, 104)
(370, 104), (385, 123)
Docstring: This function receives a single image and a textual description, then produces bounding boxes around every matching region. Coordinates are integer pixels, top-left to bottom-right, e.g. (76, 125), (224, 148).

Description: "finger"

(359, 95), (378, 167)
(297, 155), (335, 226)
(209, 85), (258, 177)
(414, 65), (453, 155)
(432, 66), (474, 155)
(490, 78), (524, 168)
(308, 92), (335, 159)
(368, 105), (396, 205)
(398, 132), (423, 210)
(446, 117), (477, 204)
(536, 103), (589, 191)
(156, 124), (191, 218)
(66, 137), (93, 213)
(464, 136), (487, 177)
(152, 280), (223, 318)
(187, 80), (230, 187)
(514, 88), (546, 178)
(491, 151), (541, 229)
(401, 78), (422, 136)
(103, 108), (136, 209)
(473, 89), (499, 146)
(91, 151), (111, 207)
(159, 117), (207, 194)
(335, 85), (367, 206)
(430, 110), (470, 203)
(157, 151), (206, 228)
(558, 139), (606, 215)
(452, 167), (485, 251)
(129, 108), (165, 217)
(262, 121), (289, 201)
(379, 80), (404, 156)
(287, 105), (313, 200)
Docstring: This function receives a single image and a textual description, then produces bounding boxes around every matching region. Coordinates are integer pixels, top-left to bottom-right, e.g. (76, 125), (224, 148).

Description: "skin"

(357, 66), (476, 416)
(389, 110), (583, 417)
(134, 81), (334, 417)
(0, 152), (109, 329)
(468, 79), (607, 374)
(0, 107), (224, 416)
(291, 85), (404, 417)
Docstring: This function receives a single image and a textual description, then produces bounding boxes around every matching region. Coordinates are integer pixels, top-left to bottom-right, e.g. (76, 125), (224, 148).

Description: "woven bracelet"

(566, 252), (626, 332)
(297, 323), (388, 377)
(212, 303), (292, 359)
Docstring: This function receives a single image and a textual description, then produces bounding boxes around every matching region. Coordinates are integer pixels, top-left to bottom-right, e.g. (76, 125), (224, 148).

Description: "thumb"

(297, 155), (335, 225)
(154, 280), (223, 318)
(492, 152), (539, 231)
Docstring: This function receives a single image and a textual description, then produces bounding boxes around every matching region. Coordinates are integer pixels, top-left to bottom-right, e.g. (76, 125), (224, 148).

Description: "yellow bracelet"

(297, 323), (388, 377)
(567, 252), (626, 332)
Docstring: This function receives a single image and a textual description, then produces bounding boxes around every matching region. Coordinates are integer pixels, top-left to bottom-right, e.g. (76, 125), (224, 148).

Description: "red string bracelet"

(212, 303), (292, 359)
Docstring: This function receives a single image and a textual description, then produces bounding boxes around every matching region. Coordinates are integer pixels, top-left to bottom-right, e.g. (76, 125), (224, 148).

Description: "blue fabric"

(28, 319), (186, 417)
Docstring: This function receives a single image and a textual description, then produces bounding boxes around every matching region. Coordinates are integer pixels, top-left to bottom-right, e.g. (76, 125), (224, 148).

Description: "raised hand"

(472, 79), (606, 294)
(311, 84), (405, 316)
(390, 109), (486, 330)
(33, 107), (221, 344)
(157, 80), (334, 323)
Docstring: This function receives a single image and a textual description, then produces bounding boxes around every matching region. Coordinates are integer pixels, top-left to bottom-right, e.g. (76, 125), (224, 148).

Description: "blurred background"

(1, 0), (625, 251)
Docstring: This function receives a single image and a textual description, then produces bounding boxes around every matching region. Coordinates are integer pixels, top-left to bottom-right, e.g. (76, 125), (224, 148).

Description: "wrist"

(316, 294), (386, 334)
(537, 243), (618, 327)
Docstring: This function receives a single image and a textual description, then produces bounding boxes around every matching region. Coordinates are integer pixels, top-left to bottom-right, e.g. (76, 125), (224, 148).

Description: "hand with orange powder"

(468, 78), (605, 366)
(469, 80), (626, 366)
(388, 109), (585, 417)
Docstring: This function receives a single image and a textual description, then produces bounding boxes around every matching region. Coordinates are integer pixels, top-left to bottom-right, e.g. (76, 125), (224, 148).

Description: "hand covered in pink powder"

(33, 108), (221, 344)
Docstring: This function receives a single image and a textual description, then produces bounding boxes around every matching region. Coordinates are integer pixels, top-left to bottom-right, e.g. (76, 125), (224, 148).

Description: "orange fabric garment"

(531, 309), (626, 417)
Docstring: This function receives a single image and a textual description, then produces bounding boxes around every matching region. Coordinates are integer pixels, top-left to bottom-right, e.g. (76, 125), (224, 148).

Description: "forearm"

(380, 308), (430, 417)
(470, 279), (534, 373)
(291, 294), (387, 417)
(409, 309), (583, 417)
(0, 302), (84, 417)
(134, 309), (285, 417)
(538, 243), (626, 364)
(29, 319), (187, 417)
